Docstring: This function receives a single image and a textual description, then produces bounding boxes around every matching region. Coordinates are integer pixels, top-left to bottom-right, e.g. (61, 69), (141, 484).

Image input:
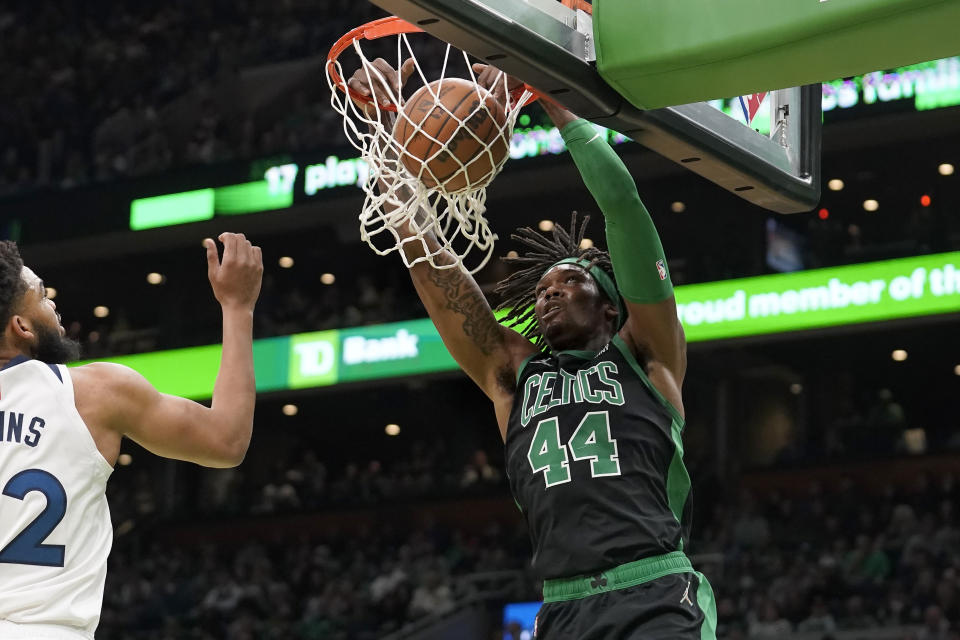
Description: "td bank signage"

(287, 320), (456, 390)
(79, 252), (960, 399)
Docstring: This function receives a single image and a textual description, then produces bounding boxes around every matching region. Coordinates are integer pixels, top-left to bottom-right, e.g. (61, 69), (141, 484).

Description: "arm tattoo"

(427, 266), (503, 356)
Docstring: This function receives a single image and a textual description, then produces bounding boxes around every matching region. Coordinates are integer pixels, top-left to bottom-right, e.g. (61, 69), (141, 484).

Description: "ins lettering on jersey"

(520, 361), (625, 427)
(0, 411), (47, 447)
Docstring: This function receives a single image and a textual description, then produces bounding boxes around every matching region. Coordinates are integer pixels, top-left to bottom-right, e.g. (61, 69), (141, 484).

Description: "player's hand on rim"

(472, 62), (576, 122)
(204, 232), (264, 310)
(471, 63), (523, 105)
(347, 58), (416, 116)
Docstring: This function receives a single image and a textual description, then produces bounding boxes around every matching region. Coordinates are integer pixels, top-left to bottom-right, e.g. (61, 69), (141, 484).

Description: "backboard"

(367, 0), (822, 213)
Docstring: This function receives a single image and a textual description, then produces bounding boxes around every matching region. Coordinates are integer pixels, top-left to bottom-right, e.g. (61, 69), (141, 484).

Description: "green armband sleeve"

(560, 119), (673, 304)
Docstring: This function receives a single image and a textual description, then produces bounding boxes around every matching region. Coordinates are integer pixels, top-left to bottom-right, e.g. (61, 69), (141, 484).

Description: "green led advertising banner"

(75, 252), (960, 399)
(338, 319), (454, 383)
(674, 251), (960, 341)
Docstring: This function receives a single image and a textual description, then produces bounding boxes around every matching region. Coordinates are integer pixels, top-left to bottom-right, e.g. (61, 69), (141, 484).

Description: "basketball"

(393, 78), (509, 193)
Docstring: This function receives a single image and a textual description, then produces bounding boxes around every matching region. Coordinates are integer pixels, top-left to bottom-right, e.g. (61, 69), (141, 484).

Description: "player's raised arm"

(541, 99), (687, 394)
(402, 225), (537, 403)
(346, 61), (537, 415)
(72, 233), (263, 468)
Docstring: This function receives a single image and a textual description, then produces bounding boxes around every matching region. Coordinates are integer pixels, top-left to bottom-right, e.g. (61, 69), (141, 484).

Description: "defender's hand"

(347, 58), (416, 115)
(205, 233), (263, 310)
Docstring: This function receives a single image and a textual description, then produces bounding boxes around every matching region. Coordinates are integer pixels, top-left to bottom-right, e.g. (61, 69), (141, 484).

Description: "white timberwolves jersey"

(0, 357), (113, 639)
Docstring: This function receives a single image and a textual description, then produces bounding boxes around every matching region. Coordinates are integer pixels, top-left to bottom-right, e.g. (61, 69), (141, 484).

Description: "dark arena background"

(2, 1), (960, 639)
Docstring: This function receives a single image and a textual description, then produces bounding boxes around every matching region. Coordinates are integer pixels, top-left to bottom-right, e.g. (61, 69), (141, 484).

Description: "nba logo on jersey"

(656, 259), (667, 280)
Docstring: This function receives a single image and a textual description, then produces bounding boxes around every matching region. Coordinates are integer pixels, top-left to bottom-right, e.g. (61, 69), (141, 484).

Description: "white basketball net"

(326, 30), (532, 273)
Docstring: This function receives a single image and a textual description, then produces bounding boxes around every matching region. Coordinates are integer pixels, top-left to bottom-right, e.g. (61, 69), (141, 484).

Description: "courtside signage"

(73, 252), (960, 399)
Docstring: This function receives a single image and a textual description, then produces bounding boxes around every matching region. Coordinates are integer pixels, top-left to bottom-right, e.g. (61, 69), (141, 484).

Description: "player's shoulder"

(71, 360), (137, 377)
(70, 362), (158, 431)
(70, 362), (148, 395)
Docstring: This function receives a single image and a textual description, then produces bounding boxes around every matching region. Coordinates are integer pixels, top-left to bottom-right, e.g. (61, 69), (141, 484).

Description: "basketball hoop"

(326, 16), (535, 273)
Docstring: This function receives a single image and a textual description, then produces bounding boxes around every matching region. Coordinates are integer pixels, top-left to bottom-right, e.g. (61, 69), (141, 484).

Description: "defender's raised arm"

(71, 233), (263, 468)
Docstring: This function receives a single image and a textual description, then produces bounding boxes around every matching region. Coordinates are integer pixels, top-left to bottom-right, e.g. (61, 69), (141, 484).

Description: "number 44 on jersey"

(528, 411), (621, 488)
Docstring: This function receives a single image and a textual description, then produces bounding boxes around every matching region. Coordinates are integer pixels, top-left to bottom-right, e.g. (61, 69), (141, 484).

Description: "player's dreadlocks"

(0, 240), (27, 341)
(495, 212), (620, 350)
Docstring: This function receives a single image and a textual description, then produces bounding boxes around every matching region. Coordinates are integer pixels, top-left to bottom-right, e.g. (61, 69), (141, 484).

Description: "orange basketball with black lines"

(393, 78), (508, 193)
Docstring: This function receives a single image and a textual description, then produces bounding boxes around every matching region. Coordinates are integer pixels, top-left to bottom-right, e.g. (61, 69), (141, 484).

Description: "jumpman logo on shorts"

(680, 578), (694, 606)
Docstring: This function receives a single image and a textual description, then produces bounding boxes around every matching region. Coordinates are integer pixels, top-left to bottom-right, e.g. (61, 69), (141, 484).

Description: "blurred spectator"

(732, 493), (770, 549)
(102, 417), (960, 638)
(918, 605), (951, 640)
(747, 600), (792, 638)
(99, 439), (960, 639)
(0, 1), (384, 197)
(797, 595), (837, 634)
(461, 449), (502, 489)
(839, 595), (877, 630)
(408, 567), (455, 619)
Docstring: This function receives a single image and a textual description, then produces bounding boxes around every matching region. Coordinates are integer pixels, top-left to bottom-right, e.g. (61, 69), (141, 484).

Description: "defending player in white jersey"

(0, 233), (262, 639)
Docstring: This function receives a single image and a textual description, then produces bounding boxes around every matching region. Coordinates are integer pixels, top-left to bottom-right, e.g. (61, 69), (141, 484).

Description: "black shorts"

(534, 571), (716, 640)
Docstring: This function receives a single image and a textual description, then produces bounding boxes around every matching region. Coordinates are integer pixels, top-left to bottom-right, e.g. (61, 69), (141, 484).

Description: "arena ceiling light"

(538, 220), (555, 232)
(320, 273), (336, 285)
(939, 163), (955, 176)
(278, 256), (294, 269)
(579, 238), (594, 249)
(506, 250), (519, 259)
(891, 349), (908, 362)
(789, 383), (803, 394)
(954, 364), (960, 376)
(385, 423), (401, 436)
(45, 287), (57, 300)
(146, 272), (164, 285)
(863, 199), (879, 212)
(827, 178), (844, 191)
(670, 201), (686, 213)
(282, 404), (298, 416)
(93, 306), (110, 318)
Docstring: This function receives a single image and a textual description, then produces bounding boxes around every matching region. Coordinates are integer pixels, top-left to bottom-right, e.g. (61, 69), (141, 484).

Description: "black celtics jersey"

(505, 335), (692, 580)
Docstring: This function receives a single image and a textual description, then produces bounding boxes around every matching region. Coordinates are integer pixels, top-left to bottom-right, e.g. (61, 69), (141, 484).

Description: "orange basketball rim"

(326, 15), (539, 111)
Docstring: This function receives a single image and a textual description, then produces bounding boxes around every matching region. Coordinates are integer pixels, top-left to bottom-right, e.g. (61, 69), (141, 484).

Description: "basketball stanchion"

(326, 16), (535, 274)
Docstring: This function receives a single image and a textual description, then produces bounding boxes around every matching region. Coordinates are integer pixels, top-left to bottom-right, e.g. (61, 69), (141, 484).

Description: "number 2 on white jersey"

(0, 469), (67, 567)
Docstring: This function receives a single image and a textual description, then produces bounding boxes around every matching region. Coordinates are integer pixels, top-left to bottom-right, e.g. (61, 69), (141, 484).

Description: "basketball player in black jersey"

(347, 61), (717, 639)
